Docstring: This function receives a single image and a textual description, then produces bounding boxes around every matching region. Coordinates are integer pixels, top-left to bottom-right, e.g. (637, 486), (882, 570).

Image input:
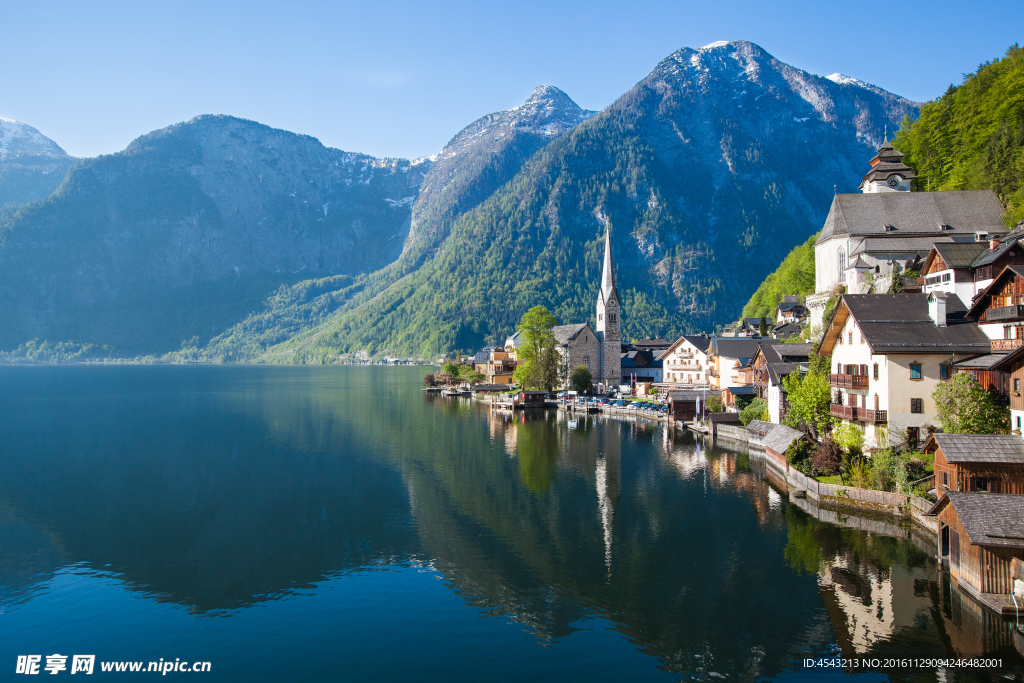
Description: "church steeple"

(595, 225), (621, 390)
(600, 227), (618, 305)
(859, 137), (917, 193)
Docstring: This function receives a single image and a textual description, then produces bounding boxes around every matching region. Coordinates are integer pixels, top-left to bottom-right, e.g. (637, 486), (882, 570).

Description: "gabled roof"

(776, 300), (806, 312)
(667, 390), (705, 401)
(552, 323), (592, 345)
(965, 265), (1024, 319)
(923, 242), (987, 272)
(663, 334), (712, 357)
(819, 294), (989, 356)
(816, 190), (1007, 244)
(761, 424), (807, 455)
(746, 420), (774, 436)
(924, 433), (1024, 465)
(927, 492), (1024, 549)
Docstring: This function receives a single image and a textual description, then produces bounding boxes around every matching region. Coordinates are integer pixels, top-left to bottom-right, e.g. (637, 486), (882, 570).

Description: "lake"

(0, 365), (1021, 681)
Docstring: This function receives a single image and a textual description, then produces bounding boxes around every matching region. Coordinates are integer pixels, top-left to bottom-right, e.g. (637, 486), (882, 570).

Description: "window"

(598, 313), (603, 321)
(943, 471), (948, 487)
(838, 248), (846, 282)
(1017, 415), (1021, 431)
(860, 364), (868, 377)
(848, 332), (853, 345)
(874, 394), (879, 410)
(906, 427), (920, 449)
(910, 363), (922, 380)
(940, 364), (950, 380)
(910, 398), (923, 413)
(873, 363), (879, 380)
(975, 478), (990, 492)
(1016, 378), (1021, 392)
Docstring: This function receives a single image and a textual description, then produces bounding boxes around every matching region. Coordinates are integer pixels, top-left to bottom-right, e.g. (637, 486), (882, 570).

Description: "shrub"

(423, 373), (437, 387)
(739, 397), (769, 426)
(704, 395), (724, 414)
(785, 438), (815, 475)
(812, 436), (843, 476)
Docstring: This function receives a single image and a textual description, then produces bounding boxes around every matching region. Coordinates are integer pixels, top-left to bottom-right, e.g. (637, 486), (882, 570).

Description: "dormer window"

(884, 225), (897, 232)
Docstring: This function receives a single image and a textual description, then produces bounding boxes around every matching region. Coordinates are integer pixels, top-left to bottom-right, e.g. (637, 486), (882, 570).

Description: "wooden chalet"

(929, 492), (1024, 614)
(666, 390), (704, 421)
(924, 434), (1024, 495)
(966, 264), (1024, 353)
(991, 344), (1024, 434)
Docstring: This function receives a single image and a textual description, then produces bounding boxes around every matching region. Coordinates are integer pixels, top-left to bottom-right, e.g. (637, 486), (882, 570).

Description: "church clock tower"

(595, 228), (622, 390)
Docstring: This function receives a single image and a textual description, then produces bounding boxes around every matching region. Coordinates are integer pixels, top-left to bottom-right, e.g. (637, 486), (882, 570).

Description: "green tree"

(571, 365), (593, 394)
(781, 353), (833, 439)
(888, 264), (903, 294)
(513, 306), (559, 389)
(933, 373), (1010, 434)
(759, 315), (769, 337)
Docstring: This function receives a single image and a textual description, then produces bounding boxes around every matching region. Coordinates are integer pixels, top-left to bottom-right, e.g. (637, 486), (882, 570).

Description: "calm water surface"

(0, 366), (1022, 682)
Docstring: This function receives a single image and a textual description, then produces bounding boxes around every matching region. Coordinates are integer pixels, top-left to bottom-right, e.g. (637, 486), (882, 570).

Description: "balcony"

(983, 304), (1024, 322)
(830, 404), (857, 420)
(991, 339), (1024, 352)
(830, 374), (869, 389)
(858, 409), (888, 424)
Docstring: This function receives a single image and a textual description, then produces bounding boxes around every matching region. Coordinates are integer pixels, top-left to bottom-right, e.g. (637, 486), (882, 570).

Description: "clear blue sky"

(2, 0), (1021, 159)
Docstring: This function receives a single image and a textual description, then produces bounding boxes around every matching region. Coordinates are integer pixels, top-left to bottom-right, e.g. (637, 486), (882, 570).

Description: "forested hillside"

(740, 233), (817, 319)
(894, 43), (1024, 226)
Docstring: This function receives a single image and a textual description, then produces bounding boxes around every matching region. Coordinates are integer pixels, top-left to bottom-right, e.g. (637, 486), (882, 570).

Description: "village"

(426, 138), (1024, 621)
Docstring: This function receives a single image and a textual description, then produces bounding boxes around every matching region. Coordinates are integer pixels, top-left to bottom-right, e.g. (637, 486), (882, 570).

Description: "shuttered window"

(910, 398), (923, 413)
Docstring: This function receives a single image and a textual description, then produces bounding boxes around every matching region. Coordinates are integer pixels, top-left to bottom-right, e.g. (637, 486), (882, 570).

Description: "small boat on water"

(423, 387), (442, 393)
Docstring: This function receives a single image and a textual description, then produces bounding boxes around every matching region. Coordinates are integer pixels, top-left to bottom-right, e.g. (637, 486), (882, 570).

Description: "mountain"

(0, 118), (79, 208)
(402, 85), (597, 264)
(0, 115), (429, 354)
(244, 40), (918, 360)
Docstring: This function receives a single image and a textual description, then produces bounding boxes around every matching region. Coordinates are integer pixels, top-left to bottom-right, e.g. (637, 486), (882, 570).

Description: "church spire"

(601, 227), (618, 303)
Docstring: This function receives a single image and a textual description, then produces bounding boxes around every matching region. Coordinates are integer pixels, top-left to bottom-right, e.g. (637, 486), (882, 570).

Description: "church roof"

(859, 139), (917, 188)
(552, 323), (591, 345)
(816, 190), (1007, 245)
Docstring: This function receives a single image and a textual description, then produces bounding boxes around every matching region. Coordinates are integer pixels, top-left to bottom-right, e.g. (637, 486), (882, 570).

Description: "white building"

(819, 293), (991, 450)
(807, 140), (1007, 329)
(660, 335), (712, 387)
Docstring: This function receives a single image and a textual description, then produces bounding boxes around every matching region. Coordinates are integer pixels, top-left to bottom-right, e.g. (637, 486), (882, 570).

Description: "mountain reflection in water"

(0, 366), (1021, 682)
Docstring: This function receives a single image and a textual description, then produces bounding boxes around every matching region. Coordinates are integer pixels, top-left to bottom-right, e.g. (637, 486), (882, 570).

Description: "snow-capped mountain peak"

(0, 118), (69, 161)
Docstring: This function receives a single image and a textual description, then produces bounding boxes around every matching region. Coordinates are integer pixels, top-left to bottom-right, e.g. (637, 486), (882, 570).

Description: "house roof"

(727, 385), (756, 395)
(746, 420), (774, 436)
(667, 390), (704, 402)
(969, 226), (1024, 267)
(682, 335), (712, 353)
(925, 242), (988, 271)
(777, 301), (805, 312)
(965, 265), (1024, 319)
(819, 294), (990, 356)
(990, 342), (1024, 372)
(504, 330), (524, 347)
(711, 337), (763, 359)
(633, 337), (672, 348)
(928, 492), (1024, 549)
(761, 424), (807, 455)
(552, 323), (591, 345)
(952, 354), (1006, 370)
(816, 190), (1007, 244)
(771, 322), (804, 338)
(621, 349), (655, 368)
(924, 433), (1024, 465)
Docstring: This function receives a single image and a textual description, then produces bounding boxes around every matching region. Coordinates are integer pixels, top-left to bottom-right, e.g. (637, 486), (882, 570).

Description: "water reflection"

(0, 366), (1021, 681)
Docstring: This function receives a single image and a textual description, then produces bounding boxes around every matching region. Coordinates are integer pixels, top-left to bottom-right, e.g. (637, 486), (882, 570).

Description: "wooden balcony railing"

(858, 409), (888, 424)
(830, 374), (869, 389)
(991, 339), (1024, 352)
(983, 305), (1024, 322)
(830, 404), (857, 420)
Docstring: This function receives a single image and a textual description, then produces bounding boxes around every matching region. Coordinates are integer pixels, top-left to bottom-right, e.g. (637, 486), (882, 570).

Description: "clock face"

(887, 176), (902, 188)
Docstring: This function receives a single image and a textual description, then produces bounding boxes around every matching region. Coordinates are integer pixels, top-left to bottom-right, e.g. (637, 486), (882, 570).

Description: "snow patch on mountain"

(0, 118), (69, 161)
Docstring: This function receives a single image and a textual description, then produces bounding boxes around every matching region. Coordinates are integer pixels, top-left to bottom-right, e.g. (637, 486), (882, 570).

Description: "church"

(806, 139), (1008, 329)
(551, 229), (622, 392)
